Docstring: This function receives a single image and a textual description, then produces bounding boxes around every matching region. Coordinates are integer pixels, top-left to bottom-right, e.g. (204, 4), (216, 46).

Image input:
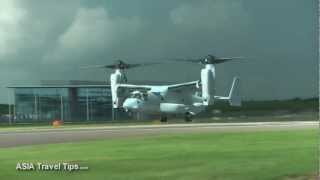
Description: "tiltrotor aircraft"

(86, 55), (241, 122)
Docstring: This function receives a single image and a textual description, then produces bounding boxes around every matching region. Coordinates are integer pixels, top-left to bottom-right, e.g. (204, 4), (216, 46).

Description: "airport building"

(6, 81), (116, 123)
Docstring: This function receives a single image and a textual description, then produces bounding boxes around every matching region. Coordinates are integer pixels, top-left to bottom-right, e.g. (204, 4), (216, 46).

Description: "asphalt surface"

(0, 121), (317, 148)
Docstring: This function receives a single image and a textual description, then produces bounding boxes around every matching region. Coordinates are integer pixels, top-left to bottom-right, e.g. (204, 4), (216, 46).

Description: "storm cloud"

(0, 0), (317, 103)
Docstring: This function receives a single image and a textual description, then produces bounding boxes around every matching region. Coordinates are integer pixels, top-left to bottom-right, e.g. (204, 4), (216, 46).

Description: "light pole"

(7, 89), (11, 125)
(60, 95), (64, 122)
(34, 95), (38, 121)
(86, 88), (89, 121)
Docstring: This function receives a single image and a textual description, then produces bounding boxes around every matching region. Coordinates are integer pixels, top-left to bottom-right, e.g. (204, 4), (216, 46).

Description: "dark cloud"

(0, 0), (317, 103)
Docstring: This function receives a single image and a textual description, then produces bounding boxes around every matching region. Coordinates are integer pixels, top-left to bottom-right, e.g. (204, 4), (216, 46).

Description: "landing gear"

(160, 116), (168, 123)
(184, 112), (193, 122)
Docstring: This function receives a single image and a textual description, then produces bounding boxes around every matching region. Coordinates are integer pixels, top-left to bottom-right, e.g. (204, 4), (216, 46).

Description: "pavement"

(0, 121), (317, 148)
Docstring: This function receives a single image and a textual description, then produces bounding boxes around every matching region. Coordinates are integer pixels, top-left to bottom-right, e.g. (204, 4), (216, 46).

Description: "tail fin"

(228, 77), (241, 106)
(214, 77), (241, 107)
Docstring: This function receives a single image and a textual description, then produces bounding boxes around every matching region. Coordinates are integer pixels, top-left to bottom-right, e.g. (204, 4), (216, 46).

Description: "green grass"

(0, 129), (317, 180)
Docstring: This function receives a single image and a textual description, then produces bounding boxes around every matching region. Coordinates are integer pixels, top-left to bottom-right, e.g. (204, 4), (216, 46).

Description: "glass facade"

(13, 87), (114, 122)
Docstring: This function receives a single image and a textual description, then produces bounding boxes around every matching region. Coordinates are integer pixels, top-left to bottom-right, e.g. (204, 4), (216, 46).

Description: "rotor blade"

(213, 57), (244, 64)
(169, 56), (244, 65)
(80, 65), (110, 69)
(216, 57), (244, 60)
(170, 58), (202, 63)
(81, 61), (162, 70)
(128, 62), (162, 68)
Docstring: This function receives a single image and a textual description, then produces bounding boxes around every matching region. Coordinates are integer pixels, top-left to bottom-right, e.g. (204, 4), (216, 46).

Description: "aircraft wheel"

(184, 112), (193, 122)
(160, 116), (168, 123)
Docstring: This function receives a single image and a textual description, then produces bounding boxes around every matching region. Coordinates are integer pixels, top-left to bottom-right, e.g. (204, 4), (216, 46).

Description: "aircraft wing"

(117, 84), (152, 92)
(6, 85), (110, 88)
(167, 81), (199, 92)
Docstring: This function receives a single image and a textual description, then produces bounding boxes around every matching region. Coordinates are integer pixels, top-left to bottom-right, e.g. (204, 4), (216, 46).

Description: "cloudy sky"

(0, 0), (317, 103)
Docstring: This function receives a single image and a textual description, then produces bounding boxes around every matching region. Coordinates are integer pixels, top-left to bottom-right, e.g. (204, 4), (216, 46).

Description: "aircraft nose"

(123, 98), (142, 111)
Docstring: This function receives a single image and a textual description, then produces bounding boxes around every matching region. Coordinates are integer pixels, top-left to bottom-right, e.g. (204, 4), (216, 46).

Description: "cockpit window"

(130, 92), (148, 100)
(131, 93), (142, 99)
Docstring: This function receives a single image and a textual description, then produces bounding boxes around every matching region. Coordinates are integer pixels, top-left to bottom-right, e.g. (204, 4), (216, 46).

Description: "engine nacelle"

(201, 64), (216, 105)
(110, 69), (126, 108)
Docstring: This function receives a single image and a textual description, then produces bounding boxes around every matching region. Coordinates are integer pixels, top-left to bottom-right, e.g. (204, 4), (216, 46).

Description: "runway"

(0, 121), (317, 148)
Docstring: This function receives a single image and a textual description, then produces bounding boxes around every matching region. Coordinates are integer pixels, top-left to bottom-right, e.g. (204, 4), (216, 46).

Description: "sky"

(0, 0), (318, 103)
